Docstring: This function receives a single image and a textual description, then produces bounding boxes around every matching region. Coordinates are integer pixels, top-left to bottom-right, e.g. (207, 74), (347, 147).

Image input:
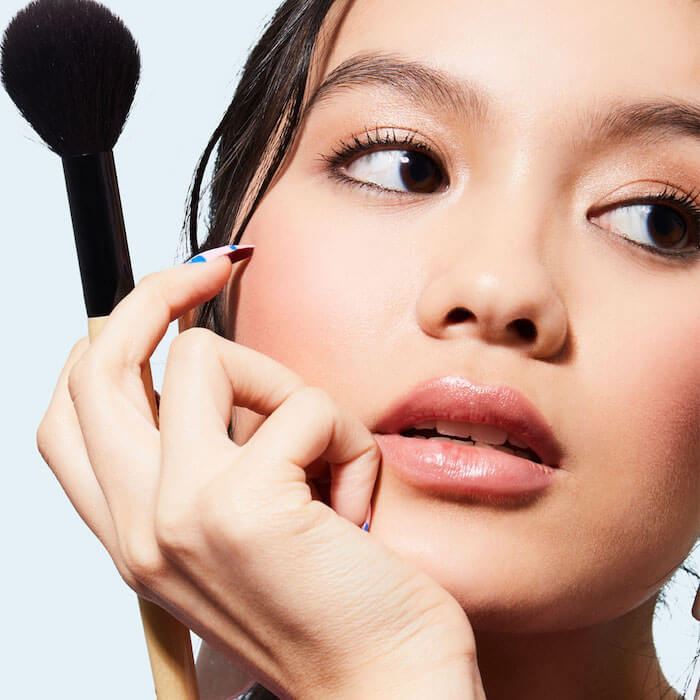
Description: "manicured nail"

(361, 504), (372, 532)
(187, 244), (255, 264)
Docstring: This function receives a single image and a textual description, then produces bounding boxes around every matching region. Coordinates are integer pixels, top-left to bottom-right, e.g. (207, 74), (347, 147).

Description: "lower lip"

(374, 434), (559, 500)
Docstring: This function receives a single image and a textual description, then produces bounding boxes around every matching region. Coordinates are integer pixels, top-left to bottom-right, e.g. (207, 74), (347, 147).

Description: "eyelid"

(588, 179), (696, 210)
(587, 181), (700, 226)
(318, 124), (451, 200)
(587, 183), (700, 261)
(323, 124), (453, 175)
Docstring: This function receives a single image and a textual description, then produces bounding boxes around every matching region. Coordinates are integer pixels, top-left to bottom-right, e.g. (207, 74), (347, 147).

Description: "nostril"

(446, 307), (475, 323)
(510, 318), (537, 341)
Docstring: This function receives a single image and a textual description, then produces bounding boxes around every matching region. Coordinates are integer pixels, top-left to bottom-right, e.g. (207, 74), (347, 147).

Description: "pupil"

(647, 205), (685, 247)
(399, 151), (441, 193)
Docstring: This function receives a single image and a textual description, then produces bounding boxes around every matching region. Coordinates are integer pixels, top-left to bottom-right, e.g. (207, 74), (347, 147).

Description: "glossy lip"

(374, 434), (559, 501)
(372, 376), (563, 467)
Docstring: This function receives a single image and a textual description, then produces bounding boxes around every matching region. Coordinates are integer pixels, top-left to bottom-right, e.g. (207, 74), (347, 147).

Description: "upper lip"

(373, 376), (563, 467)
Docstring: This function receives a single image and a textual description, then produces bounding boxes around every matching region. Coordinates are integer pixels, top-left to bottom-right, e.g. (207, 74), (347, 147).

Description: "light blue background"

(0, 1), (697, 697)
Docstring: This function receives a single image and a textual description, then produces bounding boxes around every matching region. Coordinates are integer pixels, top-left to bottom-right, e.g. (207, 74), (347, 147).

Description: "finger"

(37, 338), (120, 553)
(69, 252), (252, 531)
(241, 386), (380, 525)
(158, 331), (379, 525)
(88, 250), (252, 414)
(158, 328), (306, 503)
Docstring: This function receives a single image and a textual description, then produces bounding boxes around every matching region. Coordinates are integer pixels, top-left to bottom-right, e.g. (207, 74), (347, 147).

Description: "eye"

(344, 148), (445, 194)
(320, 128), (448, 195)
(589, 187), (700, 258)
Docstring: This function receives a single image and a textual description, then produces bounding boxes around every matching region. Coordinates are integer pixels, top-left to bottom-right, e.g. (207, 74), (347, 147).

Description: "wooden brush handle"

(87, 315), (200, 699)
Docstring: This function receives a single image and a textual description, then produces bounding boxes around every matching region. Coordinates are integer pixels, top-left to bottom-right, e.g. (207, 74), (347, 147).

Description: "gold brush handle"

(88, 315), (200, 699)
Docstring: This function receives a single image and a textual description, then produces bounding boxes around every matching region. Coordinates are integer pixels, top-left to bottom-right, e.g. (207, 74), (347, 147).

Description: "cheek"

(229, 186), (418, 401)
(565, 275), (700, 593)
(574, 281), (699, 485)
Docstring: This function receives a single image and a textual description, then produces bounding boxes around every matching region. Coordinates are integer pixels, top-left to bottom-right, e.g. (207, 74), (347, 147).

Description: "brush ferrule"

(62, 151), (135, 318)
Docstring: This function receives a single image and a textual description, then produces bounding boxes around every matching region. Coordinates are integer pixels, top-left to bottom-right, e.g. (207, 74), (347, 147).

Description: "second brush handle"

(87, 315), (200, 700)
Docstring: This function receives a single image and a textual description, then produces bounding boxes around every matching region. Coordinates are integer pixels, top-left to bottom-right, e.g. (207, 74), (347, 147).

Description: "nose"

(415, 211), (568, 361)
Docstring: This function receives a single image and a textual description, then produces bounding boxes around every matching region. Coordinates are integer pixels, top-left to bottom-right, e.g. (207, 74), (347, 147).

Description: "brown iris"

(647, 205), (687, 248)
(397, 150), (443, 193)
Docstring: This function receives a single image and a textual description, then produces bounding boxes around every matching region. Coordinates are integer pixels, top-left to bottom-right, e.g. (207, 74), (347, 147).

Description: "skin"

(201, 0), (700, 697)
(33, 0), (699, 697)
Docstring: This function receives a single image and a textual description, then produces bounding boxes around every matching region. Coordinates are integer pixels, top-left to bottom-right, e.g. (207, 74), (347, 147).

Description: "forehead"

(319, 0), (700, 111)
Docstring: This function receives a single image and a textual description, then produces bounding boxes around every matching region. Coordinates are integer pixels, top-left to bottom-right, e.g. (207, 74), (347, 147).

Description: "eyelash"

(598, 185), (700, 262)
(320, 130), (700, 263)
(321, 127), (443, 190)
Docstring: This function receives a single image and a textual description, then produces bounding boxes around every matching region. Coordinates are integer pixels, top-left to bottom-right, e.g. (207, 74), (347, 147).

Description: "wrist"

(331, 653), (485, 700)
(299, 643), (484, 700)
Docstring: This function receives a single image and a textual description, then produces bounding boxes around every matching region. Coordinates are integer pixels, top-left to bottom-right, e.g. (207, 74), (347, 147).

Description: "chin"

(369, 507), (625, 635)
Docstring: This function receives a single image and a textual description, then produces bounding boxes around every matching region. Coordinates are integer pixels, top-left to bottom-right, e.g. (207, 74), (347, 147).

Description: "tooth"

(469, 424), (507, 445)
(473, 440), (514, 454)
(508, 433), (528, 448)
(413, 420), (436, 430)
(435, 420), (471, 438)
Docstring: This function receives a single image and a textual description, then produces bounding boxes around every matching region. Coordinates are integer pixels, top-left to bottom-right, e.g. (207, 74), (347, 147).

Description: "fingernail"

(187, 244), (255, 264)
(361, 504), (372, 532)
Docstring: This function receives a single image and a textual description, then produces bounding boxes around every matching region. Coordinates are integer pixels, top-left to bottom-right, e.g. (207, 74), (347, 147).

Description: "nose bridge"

(416, 174), (568, 359)
(463, 173), (549, 255)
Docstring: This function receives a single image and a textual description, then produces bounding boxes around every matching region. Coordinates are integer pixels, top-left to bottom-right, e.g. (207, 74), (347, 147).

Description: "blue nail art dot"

(188, 255), (206, 264)
(362, 522), (369, 531)
(229, 244), (237, 250)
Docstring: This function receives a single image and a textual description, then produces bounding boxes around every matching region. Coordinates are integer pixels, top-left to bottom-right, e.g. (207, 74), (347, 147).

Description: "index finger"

(88, 246), (254, 376)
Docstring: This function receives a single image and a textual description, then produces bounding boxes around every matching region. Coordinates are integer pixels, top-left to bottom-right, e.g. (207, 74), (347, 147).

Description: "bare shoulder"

(196, 640), (256, 700)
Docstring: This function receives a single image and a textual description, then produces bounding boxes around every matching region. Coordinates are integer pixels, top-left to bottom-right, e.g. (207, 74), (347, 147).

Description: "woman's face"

(226, 0), (700, 632)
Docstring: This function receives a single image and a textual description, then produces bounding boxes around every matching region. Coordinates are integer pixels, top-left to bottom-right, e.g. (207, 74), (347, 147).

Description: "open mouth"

(398, 426), (544, 464)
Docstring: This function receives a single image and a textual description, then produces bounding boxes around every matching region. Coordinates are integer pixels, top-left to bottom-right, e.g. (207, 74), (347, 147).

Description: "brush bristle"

(1, 0), (140, 156)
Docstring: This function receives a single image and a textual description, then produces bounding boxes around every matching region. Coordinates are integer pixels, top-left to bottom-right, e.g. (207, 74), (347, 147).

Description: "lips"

(373, 376), (562, 468)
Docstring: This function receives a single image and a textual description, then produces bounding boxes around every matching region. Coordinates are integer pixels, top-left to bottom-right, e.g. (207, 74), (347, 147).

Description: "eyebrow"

(303, 52), (700, 147)
(303, 52), (489, 125)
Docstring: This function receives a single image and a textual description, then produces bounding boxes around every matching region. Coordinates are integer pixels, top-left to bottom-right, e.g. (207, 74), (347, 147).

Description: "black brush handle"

(62, 151), (135, 317)
(61, 151), (200, 698)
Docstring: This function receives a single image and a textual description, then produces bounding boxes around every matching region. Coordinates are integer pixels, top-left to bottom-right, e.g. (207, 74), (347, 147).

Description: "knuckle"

(120, 571), (147, 596)
(169, 326), (214, 362)
(69, 336), (90, 358)
(122, 535), (168, 585)
(137, 269), (162, 292)
(35, 418), (54, 463)
(154, 506), (199, 562)
(111, 555), (146, 594)
(66, 361), (82, 403)
(67, 354), (97, 403)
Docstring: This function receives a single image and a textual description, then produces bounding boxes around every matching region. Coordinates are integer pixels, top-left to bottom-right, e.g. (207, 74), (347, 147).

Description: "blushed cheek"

(230, 187), (420, 398)
(574, 309), (700, 580)
(597, 313), (698, 483)
(639, 341), (700, 539)
(224, 176), (398, 440)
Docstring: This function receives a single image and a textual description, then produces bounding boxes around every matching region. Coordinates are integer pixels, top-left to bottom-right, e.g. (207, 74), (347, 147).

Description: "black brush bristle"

(1, 0), (140, 156)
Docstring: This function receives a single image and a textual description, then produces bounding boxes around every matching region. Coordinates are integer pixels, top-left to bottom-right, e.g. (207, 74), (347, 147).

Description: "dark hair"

(182, 2), (700, 697)
(183, 0), (336, 334)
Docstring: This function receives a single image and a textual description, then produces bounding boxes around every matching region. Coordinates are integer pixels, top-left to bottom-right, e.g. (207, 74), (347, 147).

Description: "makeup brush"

(1, 1), (199, 697)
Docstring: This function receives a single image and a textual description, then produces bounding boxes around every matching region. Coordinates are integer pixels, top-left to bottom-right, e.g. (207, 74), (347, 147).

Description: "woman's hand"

(36, 255), (486, 700)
